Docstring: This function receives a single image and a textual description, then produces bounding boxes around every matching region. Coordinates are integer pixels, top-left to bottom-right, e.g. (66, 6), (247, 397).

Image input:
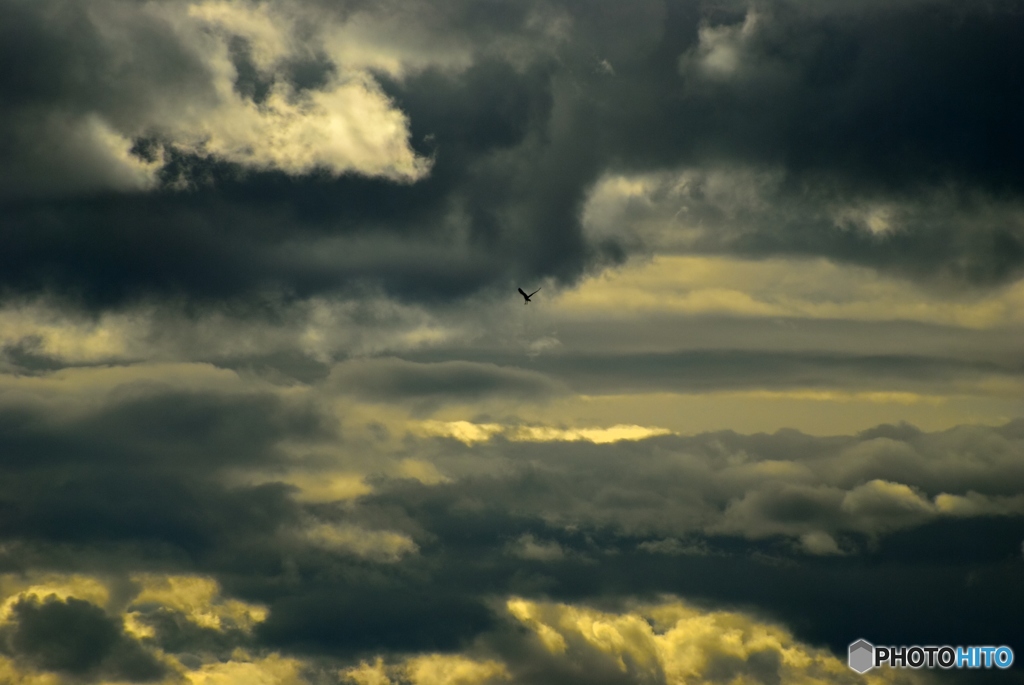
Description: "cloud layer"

(1, 0), (1023, 683)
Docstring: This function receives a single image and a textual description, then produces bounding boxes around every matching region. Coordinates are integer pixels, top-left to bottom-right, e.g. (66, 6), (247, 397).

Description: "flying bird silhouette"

(518, 287), (541, 303)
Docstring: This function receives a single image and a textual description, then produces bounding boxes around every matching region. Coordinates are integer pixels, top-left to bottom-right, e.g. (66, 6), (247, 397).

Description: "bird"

(518, 287), (541, 304)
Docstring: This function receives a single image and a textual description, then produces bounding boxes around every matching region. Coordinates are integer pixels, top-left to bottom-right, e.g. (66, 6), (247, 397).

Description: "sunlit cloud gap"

(418, 421), (673, 445)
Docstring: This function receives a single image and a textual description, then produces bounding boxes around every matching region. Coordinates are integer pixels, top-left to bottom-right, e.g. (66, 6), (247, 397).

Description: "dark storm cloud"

(571, 0), (1024, 283)
(257, 586), (495, 656)
(2, 594), (165, 681)
(0, 0), (1022, 309)
(0, 387), (329, 472)
(0, 384), (326, 561)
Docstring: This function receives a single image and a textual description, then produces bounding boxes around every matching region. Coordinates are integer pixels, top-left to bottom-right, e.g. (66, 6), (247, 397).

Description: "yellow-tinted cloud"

(934, 491), (1024, 516)
(731, 390), (946, 405)
(345, 658), (394, 685)
(0, 572), (286, 684)
(260, 471), (373, 503)
(0, 655), (60, 685)
(396, 459), (451, 485)
(341, 655), (508, 685)
(506, 597), (926, 685)
(186, 653), (306, 685)
(0, 573), (937, 685)
(0, 304), (143, 361)
(532, 389), (1019, 437)
(403, 655), (508, 685)
(0, 574), (110, 622)
(130, 574), (268, 632)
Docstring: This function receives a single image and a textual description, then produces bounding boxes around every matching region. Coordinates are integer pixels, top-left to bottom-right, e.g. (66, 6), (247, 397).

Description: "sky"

(0, 0), (1022, 684)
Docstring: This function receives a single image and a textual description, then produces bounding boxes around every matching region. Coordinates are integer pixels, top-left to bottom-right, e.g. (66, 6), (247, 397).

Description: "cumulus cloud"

(0, 571), (322, 684)
(501, 597), (926, 685)
(165, 0), (433, 180)
(0, 0), (432, 198)
(335, 596), (931, 685)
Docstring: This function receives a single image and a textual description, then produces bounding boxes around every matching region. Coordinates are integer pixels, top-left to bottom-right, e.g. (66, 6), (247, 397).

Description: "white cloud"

(162, 0), (432, 181)
(6, 0), (443, 196)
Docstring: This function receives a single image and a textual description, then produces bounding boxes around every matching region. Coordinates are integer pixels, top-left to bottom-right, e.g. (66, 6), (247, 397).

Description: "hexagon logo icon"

(849, 639), (874, 673)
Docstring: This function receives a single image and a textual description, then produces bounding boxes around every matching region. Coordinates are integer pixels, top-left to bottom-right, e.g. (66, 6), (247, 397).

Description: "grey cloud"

(0, 0), (215, 197)
(0, 0), (574, 308)
(0, 378), (489, 659)
(0, 387), (331, 472)
(406, 348), (1024, 395)
(585, 165), (1024, 287)
(388, 420), (1024, 545)
(1, 0), (1021, 310)
(0, 336), (66, 374)
(329, 357), (563, 405)
(3, 594), (165, 681)
(0, 384), (334, 563)
(597, 0), (1024, 285)
(256, 586), (495, 656)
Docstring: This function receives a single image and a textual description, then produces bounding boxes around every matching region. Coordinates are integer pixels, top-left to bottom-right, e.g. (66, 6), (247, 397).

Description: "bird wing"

(518, 288), (529, 298)
(528, 287), (542, 297)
